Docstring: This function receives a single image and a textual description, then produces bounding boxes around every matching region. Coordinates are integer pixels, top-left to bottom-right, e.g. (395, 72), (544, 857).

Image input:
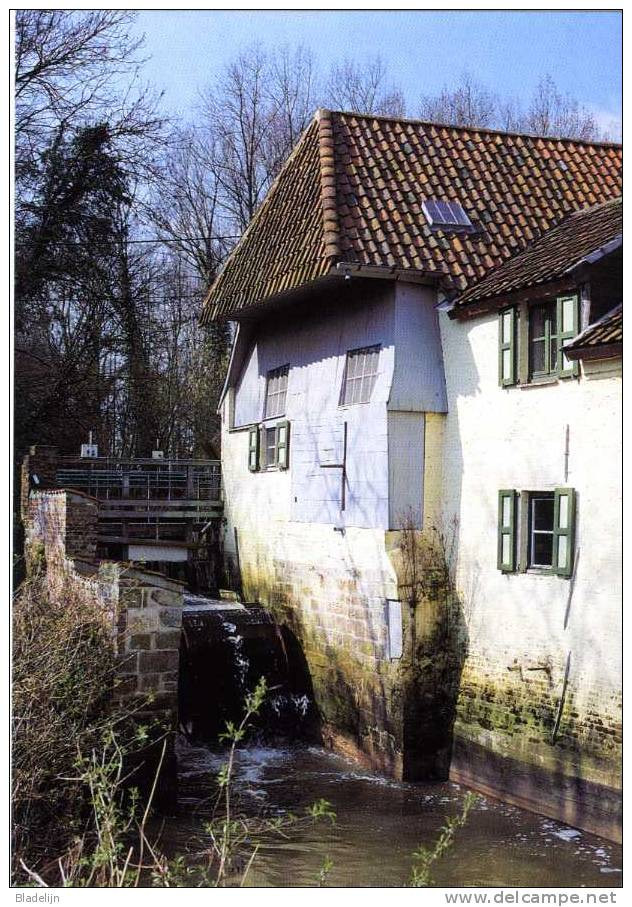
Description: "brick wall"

(26, 488), (99, 566)
(21, 445), (59, 519)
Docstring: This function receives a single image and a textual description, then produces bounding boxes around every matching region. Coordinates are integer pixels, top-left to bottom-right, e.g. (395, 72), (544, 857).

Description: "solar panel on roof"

(422, 199), (475, 231)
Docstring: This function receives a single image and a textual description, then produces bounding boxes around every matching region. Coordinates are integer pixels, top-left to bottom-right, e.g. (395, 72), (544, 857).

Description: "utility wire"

(16, 234), (240, 246)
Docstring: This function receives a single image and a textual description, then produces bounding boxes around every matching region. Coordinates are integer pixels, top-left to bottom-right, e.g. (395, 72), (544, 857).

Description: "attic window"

(264, 364), (289, 419)
(422, 199), (475, 233)
(340, 345), (380, 406)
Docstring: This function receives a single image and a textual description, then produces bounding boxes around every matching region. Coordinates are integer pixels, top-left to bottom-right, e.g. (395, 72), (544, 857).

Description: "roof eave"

(564, 341), (622, 361)
(206, 263), (442, 323)
(564, 234), (623, 274)
(449, 275), (580, 320)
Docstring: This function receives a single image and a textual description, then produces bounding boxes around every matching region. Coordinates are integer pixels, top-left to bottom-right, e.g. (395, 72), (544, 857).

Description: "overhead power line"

(16, 234), (240, 246)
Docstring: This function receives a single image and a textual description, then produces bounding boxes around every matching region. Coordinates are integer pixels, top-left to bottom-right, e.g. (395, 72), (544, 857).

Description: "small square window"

(340, 345), (380, 406)
(529, 493), (555, 568)
(264, 365), (289, 419)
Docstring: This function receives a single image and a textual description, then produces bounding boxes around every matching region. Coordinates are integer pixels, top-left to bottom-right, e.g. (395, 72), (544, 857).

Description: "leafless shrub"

(12, 572), (121, 879)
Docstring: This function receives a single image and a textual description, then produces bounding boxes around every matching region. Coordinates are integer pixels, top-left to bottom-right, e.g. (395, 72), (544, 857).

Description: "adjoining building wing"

(564, 302), (622, 360)
(202, 109), (621, 323)
(453, 197), (622, 315)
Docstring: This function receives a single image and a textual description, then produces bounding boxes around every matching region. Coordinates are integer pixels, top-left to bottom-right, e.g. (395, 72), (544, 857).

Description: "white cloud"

(586, 104), (621, 141)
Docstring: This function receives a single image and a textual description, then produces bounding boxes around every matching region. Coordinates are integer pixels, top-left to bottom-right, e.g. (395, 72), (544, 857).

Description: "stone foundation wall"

(113, 567), (184, 726)
(225, 503), (463, 780)
(22, 489), (185, 803)
(450, 651), (622, 841)
(234, 523), (407, 775)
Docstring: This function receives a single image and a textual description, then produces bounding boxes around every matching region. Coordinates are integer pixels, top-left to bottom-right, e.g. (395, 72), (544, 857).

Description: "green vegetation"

(12, 573), (166, 886)
(13, 574), (475, 888)
(12, 580), (337, 887)
(408, 792), (477, 887)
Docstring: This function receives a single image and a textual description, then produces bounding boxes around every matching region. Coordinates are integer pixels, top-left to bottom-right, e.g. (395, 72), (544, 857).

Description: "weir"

(179, 594), (319, 743)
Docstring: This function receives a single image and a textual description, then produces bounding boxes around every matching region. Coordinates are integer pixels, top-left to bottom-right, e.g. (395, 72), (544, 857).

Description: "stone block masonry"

(22, 488), (185, 806)
(114, 568), (185, 724)
(231, 518), (464, 782)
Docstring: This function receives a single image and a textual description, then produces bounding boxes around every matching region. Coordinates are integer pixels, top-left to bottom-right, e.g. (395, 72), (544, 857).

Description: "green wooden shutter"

(553, 487), (576, 577)
(276, 420), (290, 469)
(497, 489), (517, 572)
(498, 306), (517, 386)
(557, 295), (579, 378)
(247, 427), (259, 472)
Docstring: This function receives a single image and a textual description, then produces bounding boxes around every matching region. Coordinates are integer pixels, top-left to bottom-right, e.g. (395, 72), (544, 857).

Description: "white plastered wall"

(438, 309), (622, 725)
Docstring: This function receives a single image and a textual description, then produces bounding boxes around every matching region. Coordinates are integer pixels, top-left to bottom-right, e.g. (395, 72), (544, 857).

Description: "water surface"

(159, 738), (622, 888)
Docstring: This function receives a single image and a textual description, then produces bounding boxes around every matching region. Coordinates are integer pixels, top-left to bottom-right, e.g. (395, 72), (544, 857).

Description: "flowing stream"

(169, 596), (622, 888)
(159, 738), (622, 888)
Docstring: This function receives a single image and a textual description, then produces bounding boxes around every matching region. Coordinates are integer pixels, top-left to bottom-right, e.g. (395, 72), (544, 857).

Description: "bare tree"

(14, 10), (166, 194)
(265, 44), (317, 176)
(419, 73), (496, 128)
(523, 74), (600, 140)
(417, 71), (605, 140)
(325, 56), (406, 116)
(15, 10), (142, 131)
(198, 45), (273, 231)
(151, 131), (227, 285)
(496, 95), (524, 133)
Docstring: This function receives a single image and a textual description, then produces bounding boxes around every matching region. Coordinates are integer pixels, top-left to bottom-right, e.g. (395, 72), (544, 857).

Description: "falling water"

(178, 595), (318, 743)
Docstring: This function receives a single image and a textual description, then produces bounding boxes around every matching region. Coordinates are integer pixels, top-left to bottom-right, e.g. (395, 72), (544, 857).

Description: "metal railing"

(56, 457), (222, 503)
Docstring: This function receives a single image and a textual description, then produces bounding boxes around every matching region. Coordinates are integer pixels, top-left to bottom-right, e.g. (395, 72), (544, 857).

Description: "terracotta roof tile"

(455, 197), (622, 307)
(565, 303), (622, 357)
(202, 110), (622, 321)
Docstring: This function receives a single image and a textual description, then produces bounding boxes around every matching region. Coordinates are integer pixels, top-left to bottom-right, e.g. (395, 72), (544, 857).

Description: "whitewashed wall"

(438, 309), (622, 733)
(228, 281), (444, 532)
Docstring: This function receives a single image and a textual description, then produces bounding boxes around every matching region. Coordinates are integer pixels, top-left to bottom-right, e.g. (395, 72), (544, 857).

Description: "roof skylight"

(422, 199), (476, 233)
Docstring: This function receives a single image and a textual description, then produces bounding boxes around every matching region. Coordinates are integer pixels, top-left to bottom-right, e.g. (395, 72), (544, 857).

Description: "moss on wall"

(237, 523), (468, 781)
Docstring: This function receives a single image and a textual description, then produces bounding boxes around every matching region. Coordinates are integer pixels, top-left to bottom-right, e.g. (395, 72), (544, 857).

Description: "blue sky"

(133, 10), (621, 133)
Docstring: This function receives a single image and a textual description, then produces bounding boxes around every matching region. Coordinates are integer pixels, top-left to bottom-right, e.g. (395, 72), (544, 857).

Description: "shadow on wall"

(392, 518), (470, 781)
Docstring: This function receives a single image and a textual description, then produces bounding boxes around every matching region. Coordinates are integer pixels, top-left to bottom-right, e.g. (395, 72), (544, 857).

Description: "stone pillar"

(111, 567), (184, 809)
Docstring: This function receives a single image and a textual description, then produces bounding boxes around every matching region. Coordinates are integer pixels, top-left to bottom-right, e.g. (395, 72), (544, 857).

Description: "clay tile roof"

(564, 303), (622, 359)
(455, 197), (622, 307)
(201, 110), (622, 322)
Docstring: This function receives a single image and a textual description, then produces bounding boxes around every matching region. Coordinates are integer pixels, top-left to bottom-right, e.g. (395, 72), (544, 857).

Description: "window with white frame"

(264, 364), (289, 419)
(340, 345), (380, 406)
(497, 487), (576, 576)
(529, 493), (555, 568)
(264, 425), (278, 468)
(247, 421), (290, 472)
